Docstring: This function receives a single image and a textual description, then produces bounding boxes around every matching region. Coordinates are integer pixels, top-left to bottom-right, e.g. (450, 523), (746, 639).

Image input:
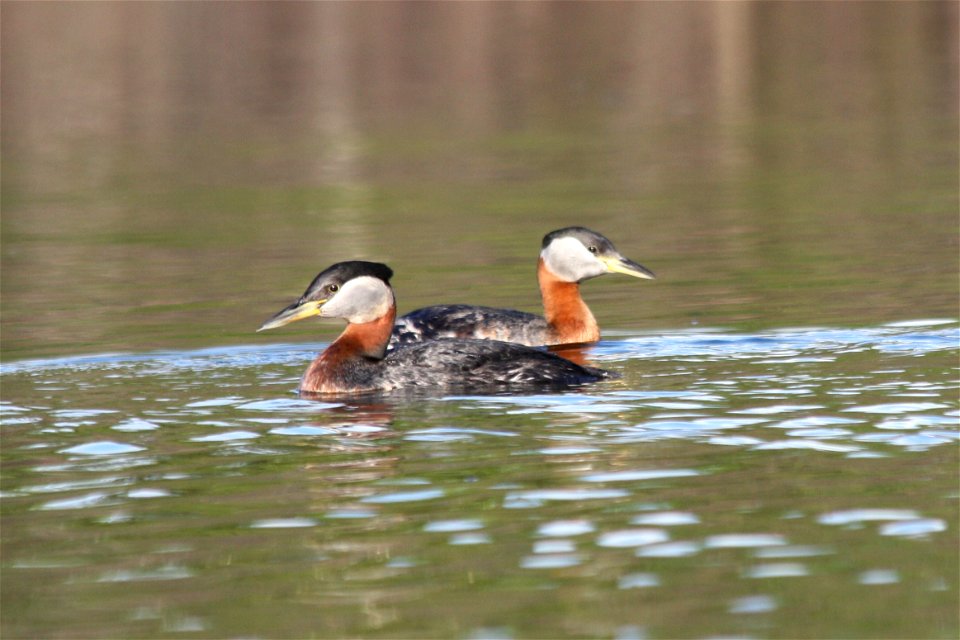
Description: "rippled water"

(2, 5), (957, 636)
(2, 321), (957, 638)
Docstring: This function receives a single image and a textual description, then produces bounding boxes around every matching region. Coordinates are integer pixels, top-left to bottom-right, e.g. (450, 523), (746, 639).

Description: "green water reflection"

(2, 1), (957, 361)
(1, 3), (958, 640)
(1, 326), (958, 638)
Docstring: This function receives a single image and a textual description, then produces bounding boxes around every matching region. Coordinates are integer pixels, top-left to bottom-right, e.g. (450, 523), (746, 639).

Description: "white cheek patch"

(541, 236), (605, 282)
(320, 276), (394, 324)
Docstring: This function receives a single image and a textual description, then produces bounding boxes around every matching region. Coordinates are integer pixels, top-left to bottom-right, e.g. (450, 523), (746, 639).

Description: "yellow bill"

(257, 299), (326, 332)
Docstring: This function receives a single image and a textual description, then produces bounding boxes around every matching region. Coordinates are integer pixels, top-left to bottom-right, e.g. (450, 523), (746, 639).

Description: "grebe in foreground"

(258, 261), (613, 395)
(392, 227), (655, 348)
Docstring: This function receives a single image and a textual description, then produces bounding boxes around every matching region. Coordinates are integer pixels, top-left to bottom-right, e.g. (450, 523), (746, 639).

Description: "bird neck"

(537, 258), (599, 345)
(300, 305), (396, 393)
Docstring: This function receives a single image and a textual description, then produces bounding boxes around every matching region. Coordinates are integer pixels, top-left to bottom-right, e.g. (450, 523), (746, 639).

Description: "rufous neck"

(537, 258), (599, 344)
(334, 305), (397, 360)
(300, 305), (397, 394)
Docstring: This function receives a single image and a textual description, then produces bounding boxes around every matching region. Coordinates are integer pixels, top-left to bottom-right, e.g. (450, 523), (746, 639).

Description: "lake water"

(2, 323), (958, 638)
(2, 2), (958, 639)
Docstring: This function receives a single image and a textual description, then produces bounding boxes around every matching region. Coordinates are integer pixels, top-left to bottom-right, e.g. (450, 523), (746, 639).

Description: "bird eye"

(588, 246), (598, 254)
(328, 284), (339, 293)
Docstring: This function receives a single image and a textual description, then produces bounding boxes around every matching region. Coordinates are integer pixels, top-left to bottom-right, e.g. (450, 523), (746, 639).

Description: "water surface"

(2, 322), (957, 638)
(2, 2), (958, 638)
(2, 1), (957, 361)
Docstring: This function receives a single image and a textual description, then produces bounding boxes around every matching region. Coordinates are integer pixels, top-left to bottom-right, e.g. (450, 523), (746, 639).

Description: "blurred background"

(2, 1), (957, 361)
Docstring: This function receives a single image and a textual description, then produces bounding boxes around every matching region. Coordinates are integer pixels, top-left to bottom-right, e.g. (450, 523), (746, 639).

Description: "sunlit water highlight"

(2, 322), (957, 638)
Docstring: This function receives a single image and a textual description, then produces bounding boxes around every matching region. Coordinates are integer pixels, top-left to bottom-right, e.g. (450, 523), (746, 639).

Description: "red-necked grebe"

(392, 227), (654, 348)
(258, 261), (614, 395)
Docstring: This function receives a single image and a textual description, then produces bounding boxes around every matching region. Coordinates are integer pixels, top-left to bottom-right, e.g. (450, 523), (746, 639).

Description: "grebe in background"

(392, 227), (654, 347)
(258, 261), (614, 395)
